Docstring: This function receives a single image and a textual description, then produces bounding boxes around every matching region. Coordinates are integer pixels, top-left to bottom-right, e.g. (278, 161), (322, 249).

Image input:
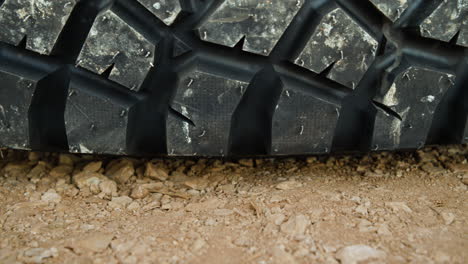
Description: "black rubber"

(0, 0), (466, 157)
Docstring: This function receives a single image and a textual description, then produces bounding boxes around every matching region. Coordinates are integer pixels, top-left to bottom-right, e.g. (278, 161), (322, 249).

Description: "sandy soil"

(0, 146), (466, 264)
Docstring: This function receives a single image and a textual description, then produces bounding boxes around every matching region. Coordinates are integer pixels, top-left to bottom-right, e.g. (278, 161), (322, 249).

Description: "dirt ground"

(0, 146), (466, 264)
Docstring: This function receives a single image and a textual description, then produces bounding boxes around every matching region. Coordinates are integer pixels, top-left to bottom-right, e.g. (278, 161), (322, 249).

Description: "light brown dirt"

(0, 146), (467, 264)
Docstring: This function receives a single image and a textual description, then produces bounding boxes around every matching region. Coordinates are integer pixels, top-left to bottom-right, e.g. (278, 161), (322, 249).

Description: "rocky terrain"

(0, 146), (467, 264)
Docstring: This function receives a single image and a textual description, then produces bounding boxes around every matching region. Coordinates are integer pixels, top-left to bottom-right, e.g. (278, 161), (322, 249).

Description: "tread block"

(198, 0), (303, 56)
(65, 86), (129, 155)
(167, 71), (248, 156)
(0, 71), (36, 150)
(294, 8), (378, 89)
(0, 0), (78, 54)
(77, 10), (155, 91)
(372, 67), (455, 150)
(369, 0), (408, 22)
(272, 89), (340, 155)
(137, 0), (181, 26)
(420, 0), (468, 47)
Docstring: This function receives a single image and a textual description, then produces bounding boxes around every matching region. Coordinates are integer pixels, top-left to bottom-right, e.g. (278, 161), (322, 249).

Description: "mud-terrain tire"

(0, 0), (466, 157)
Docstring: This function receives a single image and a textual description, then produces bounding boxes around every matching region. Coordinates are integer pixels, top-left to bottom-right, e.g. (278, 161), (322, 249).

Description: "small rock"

(4, 162), (32, 177)
(192, 238), (206, 251)
(233, 235), (253, 247)
(49, 165), (73, 179)
(83, 161), (102, 173)
(71, 233), (114, 253)
(183, 178), (209, 190)
(58, 154), (76, 166)
(205, 218), (216, 226)
(238, 159), (254, 167)
(270, 213), (286, 226)
(440, 212), (455, 225)
(73, 172), (110, 190)
(421, 163), (444, 174)
(41, 189), (61, 203)
(336, 245), (386, 264)
(98, 180), (118, 199)
(462, 175), (468, 186)
(271, 245), (297, 264)
(385, 202), (412, 213)
(358, 219), (373, 233)
(142, 200), (161, 211)
(354, 205), (368, 216)
(108, 164), (134, 184)
(416, 151), (435, 163)
(28, 152), (41, 162)
(127, 201), (140, 210)
(446, 163), (468, 173)
(27, 162), (48, 179)
(170, 171), (189, 182)
(185, 197), (223, 213)
(22, 247), (58, 264)
(108, 196), (133, 209)
(130, 185), (150, 199)
(142, 182), (164, 192)
(377, 224), (392, 236)
(280, 214), (310, 237)
(213, 208), (233, 216)
(144, 163), (168, 181)
(293, 246), (309, 257)
(276, 180), (302, 190)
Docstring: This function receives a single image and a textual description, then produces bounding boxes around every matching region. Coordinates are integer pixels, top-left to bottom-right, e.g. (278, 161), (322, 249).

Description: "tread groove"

(28, 68), (70, 151)
(228, 66), (283, 156)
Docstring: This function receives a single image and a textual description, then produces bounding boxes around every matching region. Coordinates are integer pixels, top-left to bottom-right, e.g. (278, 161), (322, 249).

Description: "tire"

(0, 0), (466, 157)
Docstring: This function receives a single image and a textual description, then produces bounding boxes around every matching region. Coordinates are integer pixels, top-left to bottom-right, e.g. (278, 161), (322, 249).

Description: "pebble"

(271, 245), (297, 264)
(183, 178), (209, 190)
(335, 245), (386, 264)
(58, 154), (75, 166)
(83, 161), (102, 173)
(213, 208), (233, 216)
(28, 152), (41, 162)
(385, 202), (413, 213)
(73, 172), (110, 190)
(27, 162), (48, 179)
(276, 180), (302, 190)
(354, 205), (368, 216)
(377, 224), (392, 236)
(41, 189), (61, 203)
(270, 213), (286, 226)
(127, 201), (140, 210)
(22, 247), (58, 264)
(98, 180), (118, 199)
(280, 214), (310, 237)
(446, 163), (468, 173)
(191, 238), (206, 251)
(108, 164), (134, 184)
(142, 200), (161, 211)
(49, 165), (73, 179)
(144, 163), (168, 181)
(108, 196), (133, 209)
(440, 212), (455, 225)
(71, 233), (114, 253)
(130, 185), (150, 199)
(238, 159), (254, 167)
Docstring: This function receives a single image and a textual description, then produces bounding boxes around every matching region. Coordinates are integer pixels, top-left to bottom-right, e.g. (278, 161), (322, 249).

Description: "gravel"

(0, 145), (466, 263)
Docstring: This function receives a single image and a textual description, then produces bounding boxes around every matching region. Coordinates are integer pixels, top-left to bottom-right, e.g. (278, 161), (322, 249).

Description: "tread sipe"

(0, 0), (467, 157)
